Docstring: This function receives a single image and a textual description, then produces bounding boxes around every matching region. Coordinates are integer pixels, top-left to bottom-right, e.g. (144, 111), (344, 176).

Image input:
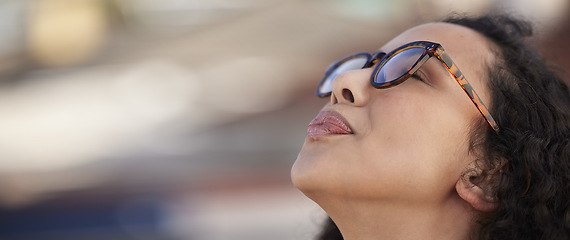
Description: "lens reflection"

(375, 47), (424, 84)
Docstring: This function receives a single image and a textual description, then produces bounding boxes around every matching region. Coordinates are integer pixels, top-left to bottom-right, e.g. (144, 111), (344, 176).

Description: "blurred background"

(0, 0), (568, 239)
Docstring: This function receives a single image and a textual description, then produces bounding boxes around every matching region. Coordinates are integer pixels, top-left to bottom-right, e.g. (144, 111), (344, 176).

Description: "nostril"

(342, 89), (354, 103)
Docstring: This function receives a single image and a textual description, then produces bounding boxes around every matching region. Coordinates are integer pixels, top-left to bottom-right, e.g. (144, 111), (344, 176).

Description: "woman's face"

(292, 23), (495, 207)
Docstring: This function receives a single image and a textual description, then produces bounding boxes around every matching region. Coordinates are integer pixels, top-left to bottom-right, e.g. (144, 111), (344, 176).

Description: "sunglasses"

(316, 41), (499, 133)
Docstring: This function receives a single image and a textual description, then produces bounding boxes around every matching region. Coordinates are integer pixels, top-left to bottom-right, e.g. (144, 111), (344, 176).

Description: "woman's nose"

(329, 68), (373, 106)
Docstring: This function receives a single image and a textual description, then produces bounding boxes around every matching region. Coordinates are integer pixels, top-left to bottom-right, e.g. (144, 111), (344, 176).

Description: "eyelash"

(411, 71), (432, 86)
(411, 72), (424, 81)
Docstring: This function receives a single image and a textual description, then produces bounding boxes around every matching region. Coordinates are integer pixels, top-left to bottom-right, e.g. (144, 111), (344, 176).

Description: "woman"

(291, 14), (570, 240)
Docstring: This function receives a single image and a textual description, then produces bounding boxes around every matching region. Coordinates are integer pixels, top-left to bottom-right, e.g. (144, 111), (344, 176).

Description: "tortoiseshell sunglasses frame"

(317, 41), (500, 133)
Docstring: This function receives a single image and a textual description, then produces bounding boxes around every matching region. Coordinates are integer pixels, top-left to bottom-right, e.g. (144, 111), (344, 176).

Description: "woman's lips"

(307, 110), (354, 138)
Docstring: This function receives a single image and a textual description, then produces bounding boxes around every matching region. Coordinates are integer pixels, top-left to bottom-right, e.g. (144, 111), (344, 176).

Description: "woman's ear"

(455, 167), (499, 212)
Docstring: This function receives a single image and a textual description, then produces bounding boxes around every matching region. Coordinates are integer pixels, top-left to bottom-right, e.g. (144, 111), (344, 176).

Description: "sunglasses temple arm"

(436, 49), (500, 133)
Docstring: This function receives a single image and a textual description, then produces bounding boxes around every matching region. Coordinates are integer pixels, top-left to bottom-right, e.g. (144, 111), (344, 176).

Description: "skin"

(291, 22), (496, 240)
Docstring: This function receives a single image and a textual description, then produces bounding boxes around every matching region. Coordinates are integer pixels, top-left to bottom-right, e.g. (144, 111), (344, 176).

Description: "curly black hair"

(316, 14), (570, 240)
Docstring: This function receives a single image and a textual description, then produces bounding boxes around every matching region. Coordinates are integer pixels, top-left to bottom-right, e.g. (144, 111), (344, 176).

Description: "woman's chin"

(291, 149), (328, 194)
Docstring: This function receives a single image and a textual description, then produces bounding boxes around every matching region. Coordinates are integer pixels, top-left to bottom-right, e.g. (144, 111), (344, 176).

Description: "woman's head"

(292, 13), (570, 240)
(293, 22), (496, 204)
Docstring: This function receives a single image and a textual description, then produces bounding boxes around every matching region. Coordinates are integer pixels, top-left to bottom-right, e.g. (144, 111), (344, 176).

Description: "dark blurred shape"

(0, 188), (173, 240)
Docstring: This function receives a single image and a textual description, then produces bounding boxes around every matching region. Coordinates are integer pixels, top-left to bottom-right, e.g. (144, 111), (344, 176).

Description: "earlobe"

(456, 176), (498, 212)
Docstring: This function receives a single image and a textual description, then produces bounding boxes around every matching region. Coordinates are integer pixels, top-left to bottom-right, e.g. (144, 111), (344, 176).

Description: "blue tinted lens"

(375, 47), (425, 84)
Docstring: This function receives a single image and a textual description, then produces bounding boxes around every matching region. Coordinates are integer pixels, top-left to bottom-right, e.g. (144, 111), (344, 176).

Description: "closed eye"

(411, 72), (424, 81)
(411, 70), (431, 86)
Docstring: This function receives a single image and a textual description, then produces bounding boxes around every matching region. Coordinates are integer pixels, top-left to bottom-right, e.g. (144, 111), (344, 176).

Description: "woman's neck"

(323, 195), (476, 240)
